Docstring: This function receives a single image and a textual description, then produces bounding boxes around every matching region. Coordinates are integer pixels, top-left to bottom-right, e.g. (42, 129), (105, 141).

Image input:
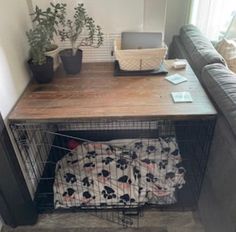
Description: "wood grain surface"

(8, 60), (217, 122)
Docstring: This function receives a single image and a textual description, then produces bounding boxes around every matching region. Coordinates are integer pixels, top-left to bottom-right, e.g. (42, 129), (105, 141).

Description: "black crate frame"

(10, 117), (216, 227)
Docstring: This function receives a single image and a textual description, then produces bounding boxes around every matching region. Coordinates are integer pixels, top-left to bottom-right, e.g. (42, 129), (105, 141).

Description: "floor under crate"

(2, 211), (205, 232)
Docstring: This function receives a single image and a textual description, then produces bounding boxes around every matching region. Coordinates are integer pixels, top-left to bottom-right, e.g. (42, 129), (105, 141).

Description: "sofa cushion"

(179, 25), (226, 78)
(201, 63), (236, 136)
(216, 38), (236, 73)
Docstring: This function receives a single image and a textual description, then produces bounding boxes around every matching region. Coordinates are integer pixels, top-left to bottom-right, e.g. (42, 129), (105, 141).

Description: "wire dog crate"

(10, 118), (215, 227)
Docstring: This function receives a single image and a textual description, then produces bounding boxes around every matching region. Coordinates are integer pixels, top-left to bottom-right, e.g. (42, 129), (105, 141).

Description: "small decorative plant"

(31, 3), (66, 51)
(26, 3), (66, 65)
(59, 3), (104, 56)
(26, 24), (54, 83)
(26, 3), (66, 83)
(26, 25), (50, 65)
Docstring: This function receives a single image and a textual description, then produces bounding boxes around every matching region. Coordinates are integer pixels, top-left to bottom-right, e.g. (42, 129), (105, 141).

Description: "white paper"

(165, 74), (187, 85)
(171, 92), (193, 103)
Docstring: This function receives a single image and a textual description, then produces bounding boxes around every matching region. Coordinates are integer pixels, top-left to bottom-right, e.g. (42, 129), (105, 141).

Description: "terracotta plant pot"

(60, 49), (83, 74)
(28, 57), (54, 84)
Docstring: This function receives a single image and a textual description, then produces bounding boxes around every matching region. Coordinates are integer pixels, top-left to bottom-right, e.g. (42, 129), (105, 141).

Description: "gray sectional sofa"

(169, 25), (236, 232)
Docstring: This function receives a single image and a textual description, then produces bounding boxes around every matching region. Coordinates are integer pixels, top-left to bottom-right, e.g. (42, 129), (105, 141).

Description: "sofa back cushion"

(180, 25), (226, 79)
(201, 63), (236, 136)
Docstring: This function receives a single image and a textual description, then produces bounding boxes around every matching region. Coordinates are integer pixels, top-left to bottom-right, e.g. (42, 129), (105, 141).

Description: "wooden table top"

(8, 60), (217, 122)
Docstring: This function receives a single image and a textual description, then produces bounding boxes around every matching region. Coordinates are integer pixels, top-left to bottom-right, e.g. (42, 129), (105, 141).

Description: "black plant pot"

(60, 49), (83, 75)
(28, 57), (54, 84)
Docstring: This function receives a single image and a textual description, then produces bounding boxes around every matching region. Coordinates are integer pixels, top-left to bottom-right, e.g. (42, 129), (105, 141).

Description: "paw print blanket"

(53, 138), (186, 209)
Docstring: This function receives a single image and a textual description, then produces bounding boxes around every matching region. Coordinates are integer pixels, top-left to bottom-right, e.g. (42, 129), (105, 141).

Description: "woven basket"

(114, 38), (167, 71)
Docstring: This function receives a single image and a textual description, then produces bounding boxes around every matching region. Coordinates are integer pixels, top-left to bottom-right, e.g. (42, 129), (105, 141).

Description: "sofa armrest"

(179, 25), (225, 77)
(201, 63), (236, 136)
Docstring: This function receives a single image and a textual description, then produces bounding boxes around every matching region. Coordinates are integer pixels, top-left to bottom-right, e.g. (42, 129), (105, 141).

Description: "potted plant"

(58, 3), (103, 74)
(26, 25), (54, 83)
(31, 3), (66, 70)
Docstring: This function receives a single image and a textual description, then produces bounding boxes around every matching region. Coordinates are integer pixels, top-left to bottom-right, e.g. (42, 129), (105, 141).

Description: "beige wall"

(30, 0), (168, 62)
(31, 0), (167, 34)
(165, 0), (192, 46)
(0, 0), (31, 226)
(0, 0), (31, 120)
(30, 0), (190, 49)
(144, 0), (167, 33)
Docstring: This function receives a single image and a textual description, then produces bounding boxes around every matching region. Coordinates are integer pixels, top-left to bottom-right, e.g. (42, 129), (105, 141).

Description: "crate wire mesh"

(10, 118), (215, 227)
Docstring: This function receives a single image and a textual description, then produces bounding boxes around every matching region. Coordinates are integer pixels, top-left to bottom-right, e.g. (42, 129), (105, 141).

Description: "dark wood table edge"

(8, 114), (217, 125)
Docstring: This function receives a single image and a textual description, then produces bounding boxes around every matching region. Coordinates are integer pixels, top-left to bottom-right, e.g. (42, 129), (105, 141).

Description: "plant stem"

(71, 40), (77, 56)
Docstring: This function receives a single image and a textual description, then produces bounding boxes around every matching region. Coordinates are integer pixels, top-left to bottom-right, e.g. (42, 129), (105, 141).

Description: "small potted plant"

(59, 3), (103, 74)
(27, 25), (54, 83)
(31, 3), (66, 70)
